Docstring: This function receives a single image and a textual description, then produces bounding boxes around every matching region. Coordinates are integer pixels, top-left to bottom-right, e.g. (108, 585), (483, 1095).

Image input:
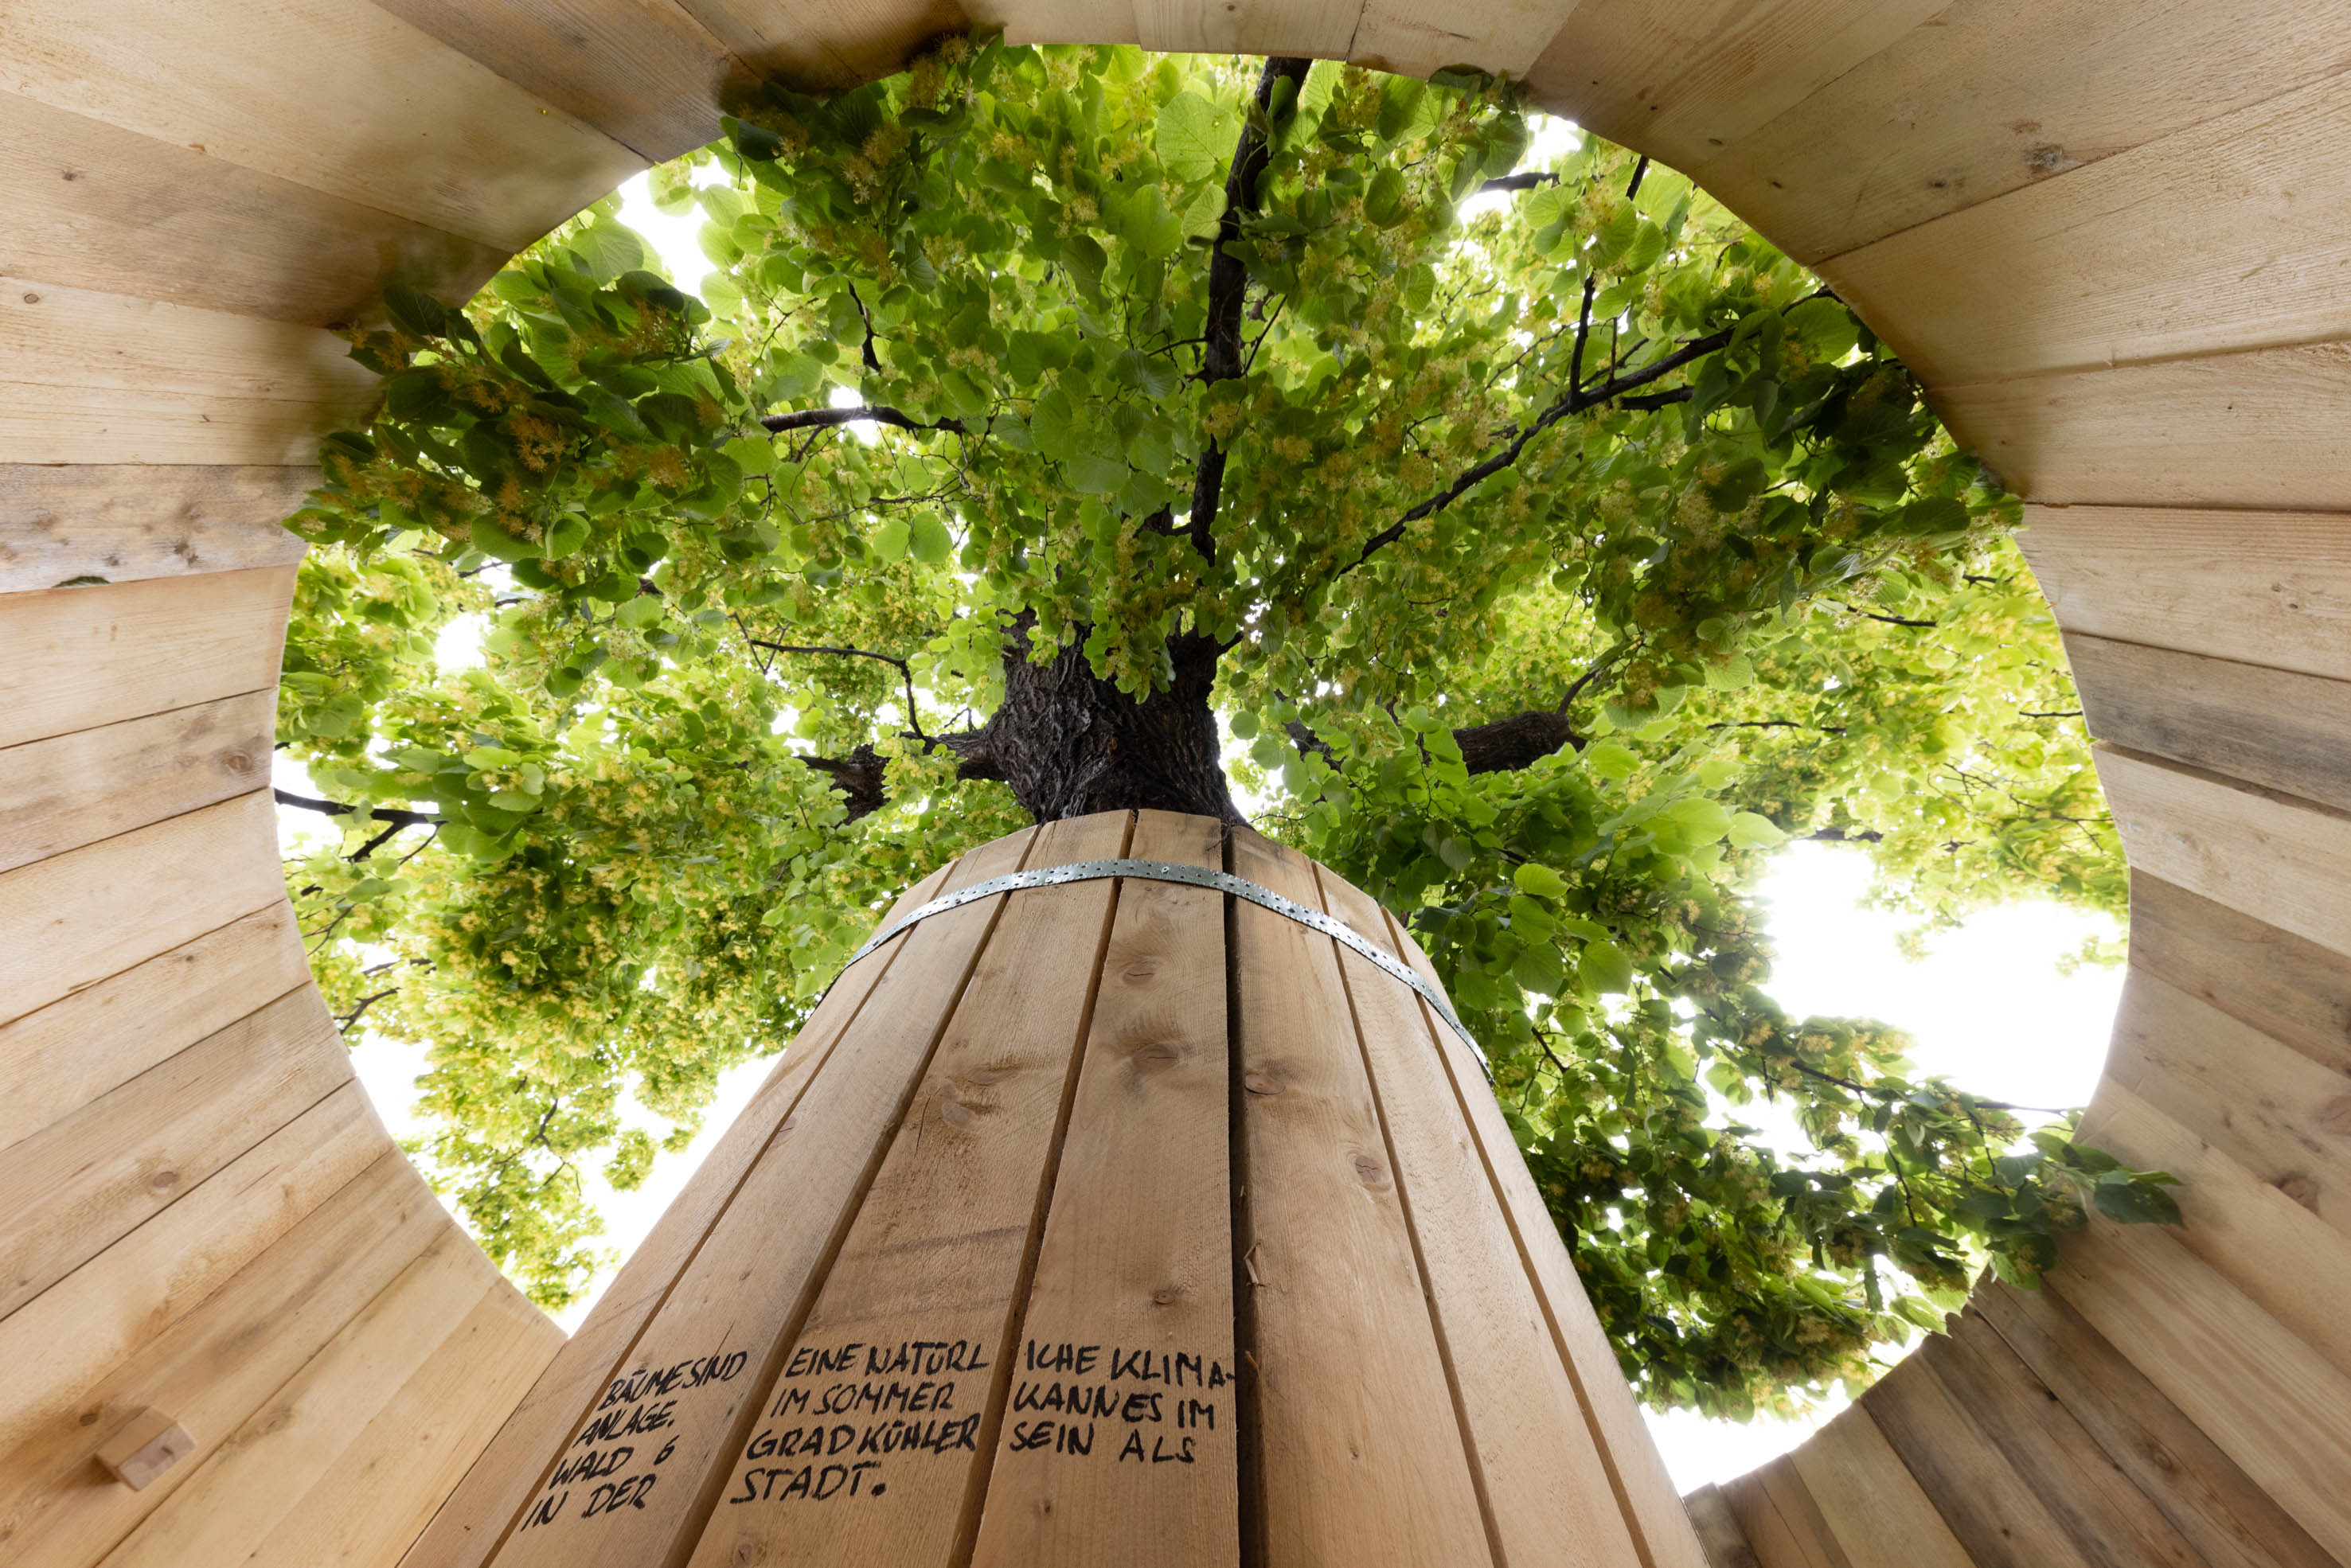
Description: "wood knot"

(147, 1169), (180, 1193)
(1353, 1153), (1389, 1188)
(963, 1066), (1011, 1086)
(1121, 960), (1160, 984)
(1151, 1284), (1184, 1306)
(1242, 1071), (1283, 1096)
(220, 751), (254, 774)
(1131, 1039), (1181, 1068)
(2275, 1172), (2320, 1210)
(2319, 1096), (2351, 1135)
(938, 1098), (974, 1127)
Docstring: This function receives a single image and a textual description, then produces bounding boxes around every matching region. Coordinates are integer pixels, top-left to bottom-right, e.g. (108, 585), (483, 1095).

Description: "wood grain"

(1721, 1457), (1850, 1568)
(2052, 1217), (2351, 1559)
(1349, 0), (1581, 85)
(967, 811), (1238, 1568)
(2125, 872), (2351, 1079)
(1784, 1404), (1973, 1568)
(0, 564), (294, 751)
(1973, 1277), (2338, 1568)
(2062, 635), (2351, 814)
(1684, 1484), (1760, 1568)
(2021, 505), (2351, 683)
(0, 465), (312, 592)
(0, 790), (288, 1029)
(0, 690), (276, 874)
(1932, 341), (2351, 510)
(0, 88), (502, 328)
(0, 0), (640, 251)
(2095, 746), (2351, 961)
(1227, 829), (1492, 1568)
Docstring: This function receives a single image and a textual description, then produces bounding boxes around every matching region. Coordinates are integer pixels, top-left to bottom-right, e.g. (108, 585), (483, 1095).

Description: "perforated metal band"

(841, 859), (1490, 1077)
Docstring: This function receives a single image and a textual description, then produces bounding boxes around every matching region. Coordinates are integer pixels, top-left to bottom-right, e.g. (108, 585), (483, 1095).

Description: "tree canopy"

(280, 41), (2173, 1420)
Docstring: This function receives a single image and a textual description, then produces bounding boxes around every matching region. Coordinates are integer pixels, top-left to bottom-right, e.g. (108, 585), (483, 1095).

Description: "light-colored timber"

(9, 2), (2351, 1565)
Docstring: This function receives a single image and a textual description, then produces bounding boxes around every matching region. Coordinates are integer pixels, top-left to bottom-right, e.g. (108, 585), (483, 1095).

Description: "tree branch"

(760, 405), (964, 436)
(275, 788), (445, 836)
(1478, 171), (1558, 194)
(747, 640), (928, 738)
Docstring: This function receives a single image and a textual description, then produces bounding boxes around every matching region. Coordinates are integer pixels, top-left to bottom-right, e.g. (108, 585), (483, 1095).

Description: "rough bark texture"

(1453, 708), (1580, 774)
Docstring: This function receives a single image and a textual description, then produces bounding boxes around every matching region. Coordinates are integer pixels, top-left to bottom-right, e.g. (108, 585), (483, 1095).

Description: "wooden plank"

(1349, 0), (1581, 84)
(0, 904), (310, 1156)
(2, 280), (379, 466)
(2095, 745), (2351, 961)
(0, 1153), (447, 1568)
(0, 90), (501, 329)
(96, 1230), (517, 1568)
(370, 0), (742, 163)
(0, 983), (349, 1317)
(0, 790), (288, 1028)
(1720, 1457), (1849, 1568)
(686, 812), (1129, 1568)
(1919, 1309), (2208, 1568)
(1127, 0), (1361, 64)
(1375, 904), (1710, 1568)
(967, 810), (1238, 1568)
(2078, 1077), (2351, 1377)
(965, 0), (1139, 48)
(239, 1285), (561, 1568)
(474, 825), (1040, 1568)
(2050, 1215), (2351, 1561)
(2063, 635), (2351, 814)
(0, 564), (294, 750)
(1785, 1405), (1973, 1568)
(1820, 65), (2351, 384)
(0, 464), (311, 592)
(1974, 1277), (2338, 1568)
(1860, 1350), (2102, 1568)
(2106, 968), (2351, 1246)
(1677, 0), (2351, 264)
(1684, 1484), (1761, 1568)
(1224, 829), (1492, 1568)
(1931, 342), (2351, 511)
(400, 857), (957, 1568)
(665, 0), (962, 92)
(0, 0), (641, 252)
(2126, 872), (2351, 1080)
(1316, 863), (1642, 1568)
(2021, 505), (2351, 684)
(0, 689), (276, 874)
(0, 1079), (388, 1457)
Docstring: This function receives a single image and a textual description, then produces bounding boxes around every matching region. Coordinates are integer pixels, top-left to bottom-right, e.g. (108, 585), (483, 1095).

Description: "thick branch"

(1454, 709), (1581, 773)
(760, 405), (965, 436)
(796, 732), (1003, 825)
(275, 788), (445, 839)
(1478, 172), (1558, 194)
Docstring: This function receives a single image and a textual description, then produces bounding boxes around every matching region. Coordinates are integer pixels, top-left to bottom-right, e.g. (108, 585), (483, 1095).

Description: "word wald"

(517, 1348), (751, 1531)
(1004, 1340), (1231, 1469)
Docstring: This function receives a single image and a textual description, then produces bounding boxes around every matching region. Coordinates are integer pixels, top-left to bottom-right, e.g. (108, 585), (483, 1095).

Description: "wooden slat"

(1932, 341), (2351, 510)
(0, 790), (288, 1028)
(1973, 1277), (2338, 1568)
(1785, 1405), (1973, 1568)
(0, 1079), (387, 1457)
(1317, 864), (1641, 1568)
(0, 983), (348, 1317)
(0, 1153), (447, 1568)
(0, 690), (275, 874)
(96, 1230), (519, 1568)
(0, 90), (501, 329)
(477, 825), (1038, 1568)
(970, 0), (1139, 48)
(2079, 1078), (2351, 1377)
(238, 1284), (560, 1568)
(0, 464), (311, 592)
(663, 0), (962, 92)
(1920, 1309), (2208, 1568)
(1225, 829), (1492, 1568)
(2096, 746), (2351, 961)
(1821, 64), (2351, 384)
(2050, 1216), (2351, 1560)
(0, 564), (293, 750)
(401, 859), (959, 1568)
(1673, 0), (2351, 264)
(370, 0), (741, 162)
(1720, 1457), (1849, 1568)
(0, 904), (311, 1155)
(1684, 1484), (1761, 1568)
(1861, 1351), (2101, 1568)
(967, 810), (1238, 1568)
(2064, 636), (2351, 815)
(1376, 907), (1710, 1568)
(2021, 505), (2351, 684)
(2126, 872), (2351, 1079)
(0, 0), (640, 251)
(2, 280), (379, 466)
(686, 812), (1129, 1568)
(1348, 0), (1580, 84)
(1127, 0), (1360, 65)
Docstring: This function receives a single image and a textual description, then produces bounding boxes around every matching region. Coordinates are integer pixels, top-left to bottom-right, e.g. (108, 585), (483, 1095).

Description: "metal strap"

(841, 858), (1490, 1077)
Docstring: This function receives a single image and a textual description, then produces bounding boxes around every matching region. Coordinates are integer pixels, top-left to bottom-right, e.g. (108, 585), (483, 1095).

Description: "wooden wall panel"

(0, 567), (293, 751)
(0, 691), (276, 875)
(2021, 505), (2351, 682)
(0, 91), (502, 329)
(2125, 872), (2351, 1080)
(1783, 1406), (1971, 1568)
(0, 903), (312, 1155)
(0, 466), (312, 594)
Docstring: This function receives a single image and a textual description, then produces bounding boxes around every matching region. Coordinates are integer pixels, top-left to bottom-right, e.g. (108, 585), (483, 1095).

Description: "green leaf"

(1728, 812), (1787, 849)
(908, 515), (953, 564)
(1155, 92), (1232, 182)
(2093, 1174), (2183, 1227)
(871, 517), (911, 560)
(1580, 941), (1634, 996)
(1513, 863), (1568, 899)
(1363, 168), (1408, 228)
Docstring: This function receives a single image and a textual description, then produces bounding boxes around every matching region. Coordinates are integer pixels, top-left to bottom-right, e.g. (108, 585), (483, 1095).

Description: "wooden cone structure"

(403, 809), (1702, 1568)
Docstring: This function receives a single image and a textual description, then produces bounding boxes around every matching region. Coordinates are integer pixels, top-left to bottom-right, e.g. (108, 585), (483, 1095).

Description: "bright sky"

(287, 141), (2126, 1493)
